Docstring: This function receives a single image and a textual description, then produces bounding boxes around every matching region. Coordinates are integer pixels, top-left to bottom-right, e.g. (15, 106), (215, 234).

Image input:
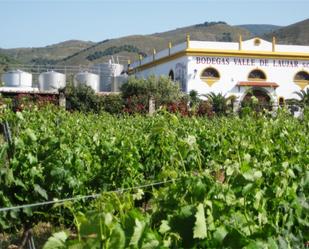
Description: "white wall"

(189, 39), (309, 53)
(135, 56), (189, 91)
(190, 41), (238, 50)
(134, 54), (309, 101)
(187, 55), (309, 100)
(131, 42), (187, 69)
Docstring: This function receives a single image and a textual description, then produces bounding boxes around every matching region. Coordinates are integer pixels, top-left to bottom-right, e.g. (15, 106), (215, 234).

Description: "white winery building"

(128, 36), (309, 107)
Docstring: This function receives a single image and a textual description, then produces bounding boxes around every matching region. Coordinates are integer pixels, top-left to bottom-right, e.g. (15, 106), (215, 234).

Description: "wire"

(0, 179), (177, 212)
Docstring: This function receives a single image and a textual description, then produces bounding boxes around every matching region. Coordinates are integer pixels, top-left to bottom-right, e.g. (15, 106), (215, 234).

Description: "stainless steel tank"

(2, 70), (32, 87)
(74, 71), (100, 92)
(39, 71), (66, 91)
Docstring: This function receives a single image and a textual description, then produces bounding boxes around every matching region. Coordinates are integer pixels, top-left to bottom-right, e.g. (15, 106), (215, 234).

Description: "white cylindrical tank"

(92, 63), (124, 92)
(111, 74), (128, 92)
(39, 71), (66, 91)
(74, 71), (100, 92)
(2, 70), (32, 88)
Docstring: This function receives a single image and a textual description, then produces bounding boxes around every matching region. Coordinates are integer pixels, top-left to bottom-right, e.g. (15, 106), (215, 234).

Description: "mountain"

(236, 24), (281, 36)
(55, 20), (309, 66)
(1, 19), (309, 69)
(0, 53), (19, 74)
(262, 19), (309, 45)
(57, 22), (251, 66)
(0, 40), (94, 65)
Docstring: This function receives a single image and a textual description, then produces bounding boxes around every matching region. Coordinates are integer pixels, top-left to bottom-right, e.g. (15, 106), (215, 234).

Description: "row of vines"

(0, 106), (308, 248)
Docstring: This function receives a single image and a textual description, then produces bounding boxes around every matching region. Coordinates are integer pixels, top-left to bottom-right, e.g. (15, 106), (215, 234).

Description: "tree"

(65, 82), (101, 113)
(120, 76), (182, 113)
(220, 32), (232, 42)
(101, 94), (124, 114)
(189, 90), (200, 108)
(294, 88), (309, 106)
(204, 92), (231, 115)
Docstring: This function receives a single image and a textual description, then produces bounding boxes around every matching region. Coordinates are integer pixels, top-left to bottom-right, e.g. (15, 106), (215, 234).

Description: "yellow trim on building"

(201, 78), (218, 87)
(239, 35), (242, 51)
(278, 96), (285, 101)
(186, 34), (190, 48)
(272, 37), (276, 52)
(294, 80), (308, 89)
(186, 48), (309, 59)
(278, 96), (285, 106)
(168, 42), (172, 56)
(128, 50), (185, 74)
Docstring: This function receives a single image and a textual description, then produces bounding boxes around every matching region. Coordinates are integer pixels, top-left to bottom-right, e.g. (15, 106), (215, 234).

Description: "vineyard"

(0, 106), (308, 248)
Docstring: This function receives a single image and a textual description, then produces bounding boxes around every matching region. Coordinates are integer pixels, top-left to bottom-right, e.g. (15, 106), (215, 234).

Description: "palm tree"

(294, 88), (309, 106)
(189, 90), (200, 107)
(204, 92), (231, 115)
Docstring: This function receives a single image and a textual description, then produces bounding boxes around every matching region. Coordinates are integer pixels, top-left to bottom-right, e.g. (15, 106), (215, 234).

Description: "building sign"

(196, 56), (309, 68)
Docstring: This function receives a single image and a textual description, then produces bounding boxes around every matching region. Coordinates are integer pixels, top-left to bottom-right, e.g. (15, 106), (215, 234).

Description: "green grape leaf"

(193, 203), (207, 239)
(43, 231), (68, 249)
(104, 212), (113, 227)
(267, 237), (279, 249)
(16, 111), (24, 120)
(109, 224), (126, 249)
(244, 240), (268, 249)
(159, 220), (170, 234)
(213, 226), (228, 243)
(243, 170), (262, 181)
(34, 184), (48, 200)
(129, 218), (146, 246)
(25, 128), (37, 142)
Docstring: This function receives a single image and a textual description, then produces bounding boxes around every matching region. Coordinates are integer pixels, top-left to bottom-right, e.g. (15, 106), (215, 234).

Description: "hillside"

(262, 18), (309, 45)
(57, 22), (251, 66)
(237, 24), (281, 36)
(1, 19), (309, 69)
(56, 20), (309, 66)
(0, 53), (19, 74)
(0, 40), (94, 65)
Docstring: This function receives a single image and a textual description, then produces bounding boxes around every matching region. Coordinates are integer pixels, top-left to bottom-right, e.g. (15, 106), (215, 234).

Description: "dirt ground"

(0, 222), (54, 249)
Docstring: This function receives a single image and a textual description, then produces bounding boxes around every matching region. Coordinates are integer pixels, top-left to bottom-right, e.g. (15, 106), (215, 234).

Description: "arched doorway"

(241, 88), (272, 111)
(169, 70), (174, 81)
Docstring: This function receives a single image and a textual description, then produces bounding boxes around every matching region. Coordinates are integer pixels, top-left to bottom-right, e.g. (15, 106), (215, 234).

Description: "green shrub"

(121, 76), (182, 113)
(65, 83), (101, 113)
(100, 94), (124, 114)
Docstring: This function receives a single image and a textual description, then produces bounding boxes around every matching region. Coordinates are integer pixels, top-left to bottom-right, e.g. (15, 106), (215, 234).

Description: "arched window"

(200, 67), (220, 86)
(278, 97), (285, 107)
(294, 71), (309, 89)
(294, 71), (309, 81)
(248, 69), (266, 81)
(169, 70), (174, 81)
(201, 67), (220, 78)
